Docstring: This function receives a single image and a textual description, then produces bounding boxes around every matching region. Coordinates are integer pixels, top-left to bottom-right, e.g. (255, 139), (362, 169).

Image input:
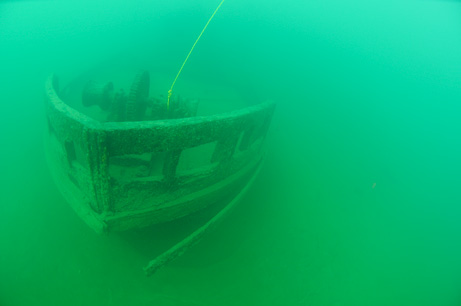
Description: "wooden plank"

(143, 157), (264, 275)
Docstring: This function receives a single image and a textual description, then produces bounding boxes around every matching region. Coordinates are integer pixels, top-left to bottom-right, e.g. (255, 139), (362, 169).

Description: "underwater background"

(1, 0), (461, 305)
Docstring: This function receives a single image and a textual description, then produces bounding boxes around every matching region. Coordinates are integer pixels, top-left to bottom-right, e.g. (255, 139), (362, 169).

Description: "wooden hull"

(44, 74), (275, 234)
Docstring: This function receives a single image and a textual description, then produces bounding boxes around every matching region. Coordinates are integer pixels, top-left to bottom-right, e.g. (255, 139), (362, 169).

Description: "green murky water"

(1, 0), (461, 305)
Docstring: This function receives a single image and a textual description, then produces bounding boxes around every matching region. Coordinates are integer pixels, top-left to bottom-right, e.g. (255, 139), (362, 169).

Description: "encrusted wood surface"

(45, 74), (275, 232)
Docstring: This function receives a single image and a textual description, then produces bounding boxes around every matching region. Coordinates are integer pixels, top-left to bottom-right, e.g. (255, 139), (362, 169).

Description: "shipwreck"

(44, 70), (275, 275)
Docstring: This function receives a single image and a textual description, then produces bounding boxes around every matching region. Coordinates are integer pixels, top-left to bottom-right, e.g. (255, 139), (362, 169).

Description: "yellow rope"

(167, 0), (225, 110)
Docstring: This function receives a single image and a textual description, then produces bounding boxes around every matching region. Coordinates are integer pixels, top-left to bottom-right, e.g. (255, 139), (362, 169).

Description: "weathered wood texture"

(45, 74), (275, 233)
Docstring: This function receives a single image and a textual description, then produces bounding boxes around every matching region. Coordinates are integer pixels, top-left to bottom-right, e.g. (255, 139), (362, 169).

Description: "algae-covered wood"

(44, 74), (275, 234)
